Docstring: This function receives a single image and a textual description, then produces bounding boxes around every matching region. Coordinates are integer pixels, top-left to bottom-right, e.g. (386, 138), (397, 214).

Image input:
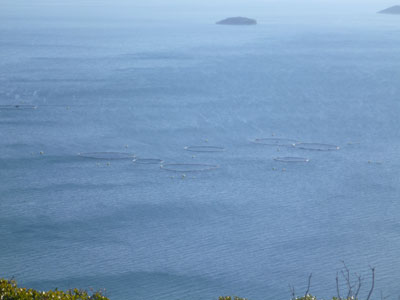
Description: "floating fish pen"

(78, 152), (136, 159)
(133, 158), (164, 164)
(0, 104), (37, 110)
(294, 143), (340, 151)
(184, 146), (225, 153)
(160, 163), (219, 172)
(274, 157), (310, 163)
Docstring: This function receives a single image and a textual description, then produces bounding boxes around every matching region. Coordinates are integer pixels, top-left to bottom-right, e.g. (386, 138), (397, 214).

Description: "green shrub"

(0, 278), (109, 300)
(219, 296), (248, 300)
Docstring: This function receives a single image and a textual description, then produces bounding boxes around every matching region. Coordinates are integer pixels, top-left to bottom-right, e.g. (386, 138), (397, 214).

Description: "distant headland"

(378, 5), (400, 14)
(216, 17), (257, 25)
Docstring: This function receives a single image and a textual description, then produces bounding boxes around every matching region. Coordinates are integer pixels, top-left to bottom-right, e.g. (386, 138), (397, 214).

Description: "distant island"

(378, 5), (400, 14)
(216, 17), (257, 25)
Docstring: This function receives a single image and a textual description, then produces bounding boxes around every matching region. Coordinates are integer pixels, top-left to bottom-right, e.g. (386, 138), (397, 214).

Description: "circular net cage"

(160, 163), (219, 172)
(184, 146), (225, 153)
(274, 157), (310, 163)
(294, 143), (340, 151)
(78, 152), (136, 160)
(0, 104), (37, 110)
(133, 158), (164, 164)
(252, 138), (297, 147)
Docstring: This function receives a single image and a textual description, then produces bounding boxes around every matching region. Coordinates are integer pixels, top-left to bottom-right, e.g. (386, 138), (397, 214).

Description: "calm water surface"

(1, 3), (400, 300)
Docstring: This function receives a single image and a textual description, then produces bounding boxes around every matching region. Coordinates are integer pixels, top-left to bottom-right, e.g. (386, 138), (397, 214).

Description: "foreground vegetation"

(0, 265), (375, 300)
(0, 279), (109, 300)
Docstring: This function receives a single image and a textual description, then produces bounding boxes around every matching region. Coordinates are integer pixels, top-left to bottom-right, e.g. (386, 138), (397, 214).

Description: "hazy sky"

(1, 0), (397, 14)
(0, 0), (398, 26)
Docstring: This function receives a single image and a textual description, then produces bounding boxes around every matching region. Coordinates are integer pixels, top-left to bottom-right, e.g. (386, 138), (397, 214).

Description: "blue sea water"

(1, 2), (400, 300)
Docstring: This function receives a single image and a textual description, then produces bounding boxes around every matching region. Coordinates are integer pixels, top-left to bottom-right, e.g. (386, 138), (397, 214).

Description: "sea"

(1, 1), (400, 300)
